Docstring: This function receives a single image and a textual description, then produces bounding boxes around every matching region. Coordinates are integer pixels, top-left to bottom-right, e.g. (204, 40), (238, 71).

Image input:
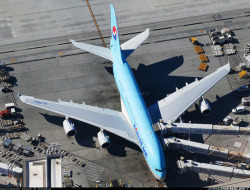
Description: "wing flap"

(121, 29), (149, 58)
(148, 63), (230, 124)
(19, 95), (138, 145)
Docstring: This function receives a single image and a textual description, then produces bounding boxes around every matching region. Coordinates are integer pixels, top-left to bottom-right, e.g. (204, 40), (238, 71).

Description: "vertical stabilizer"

(110, 4), (121, 54)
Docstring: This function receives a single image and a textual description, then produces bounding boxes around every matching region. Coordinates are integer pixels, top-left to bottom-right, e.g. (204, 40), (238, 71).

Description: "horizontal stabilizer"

(71, 40), (113, 61)
(121, 28), (149, 58)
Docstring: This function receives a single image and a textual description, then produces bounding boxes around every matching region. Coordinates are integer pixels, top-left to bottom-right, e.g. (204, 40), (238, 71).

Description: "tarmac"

(0, 0), (249, 187)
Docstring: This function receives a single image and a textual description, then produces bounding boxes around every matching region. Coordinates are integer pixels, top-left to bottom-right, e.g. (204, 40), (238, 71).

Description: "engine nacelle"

(63, 118), (76, 136)
(199, 97), (211, 116)
(97, 130), (110, 149)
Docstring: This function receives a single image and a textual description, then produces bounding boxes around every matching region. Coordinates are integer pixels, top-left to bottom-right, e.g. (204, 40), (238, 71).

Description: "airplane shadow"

(40, 113), (97, 148)
(182, 90), (246, 125)
(106, 132), (141, 157)
(105, 55), (187, 107)
(133, 56), (185, 107)
(72, 119), (100, 148)
(73, 119), (139, 156)
(74, 119), (141, 157)
(164, 150), (205, 187)
(40, 113), (65, 127)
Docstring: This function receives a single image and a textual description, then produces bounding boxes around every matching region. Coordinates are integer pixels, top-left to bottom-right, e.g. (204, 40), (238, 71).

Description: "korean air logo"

(112, 26), (117, 41)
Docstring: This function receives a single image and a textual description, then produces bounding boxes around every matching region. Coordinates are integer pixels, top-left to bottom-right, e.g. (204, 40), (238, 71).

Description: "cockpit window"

(155, 167), (165, 172)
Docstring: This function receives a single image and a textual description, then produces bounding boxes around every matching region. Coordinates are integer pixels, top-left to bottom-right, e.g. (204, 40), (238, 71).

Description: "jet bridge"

(177, 159), (250, 178)
(153, 122), (250, 136)
(162, 137), (250, 163)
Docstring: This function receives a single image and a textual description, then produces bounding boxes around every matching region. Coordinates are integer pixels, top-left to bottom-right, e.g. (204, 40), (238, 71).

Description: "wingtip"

(18, 94), (34, 103)
(18, 93), (25, 103)
(17, 91), (21, 98)
(110, 4), (116, 16)
(217, 61), (230, 73)
(226, 60), (231, 70)
(70, 39), (75, 43)
(110, 4), (114, 11)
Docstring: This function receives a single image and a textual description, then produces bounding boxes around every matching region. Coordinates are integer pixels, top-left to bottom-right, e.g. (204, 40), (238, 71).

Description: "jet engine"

(63, 118), (76, 136)
(199, 97), (211, 116)
(97, 130), (110, 149)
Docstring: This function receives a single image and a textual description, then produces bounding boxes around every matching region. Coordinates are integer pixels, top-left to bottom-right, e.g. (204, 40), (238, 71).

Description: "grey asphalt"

(0, 0), (250, 187)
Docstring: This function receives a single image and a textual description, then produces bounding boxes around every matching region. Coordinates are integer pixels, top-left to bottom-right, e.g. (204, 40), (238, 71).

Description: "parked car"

(215, 160), (224, 166)
(232, 106), (246, 114)
(242, 97), (250, 106)
(232, 117), (243, 126)
(222, 116), (233, 126)
(237, 85), (249, 92)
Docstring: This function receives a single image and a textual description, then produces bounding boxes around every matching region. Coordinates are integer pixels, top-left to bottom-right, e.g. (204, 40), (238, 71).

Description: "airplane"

(18, 4), (230, 181)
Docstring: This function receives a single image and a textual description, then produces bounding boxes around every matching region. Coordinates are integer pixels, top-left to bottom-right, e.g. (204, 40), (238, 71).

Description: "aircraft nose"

(156, 172), (166, 182)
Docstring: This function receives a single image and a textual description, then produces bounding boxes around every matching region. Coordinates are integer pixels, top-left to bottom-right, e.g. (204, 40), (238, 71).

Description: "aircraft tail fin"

(110, 4), (121, 51)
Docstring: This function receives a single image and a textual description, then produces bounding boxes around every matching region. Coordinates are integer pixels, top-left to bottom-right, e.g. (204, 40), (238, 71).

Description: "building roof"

(23, 155), (62, 188)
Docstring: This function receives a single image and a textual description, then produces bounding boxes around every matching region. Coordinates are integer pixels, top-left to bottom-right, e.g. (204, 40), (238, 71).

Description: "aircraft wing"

(244, 52), (250, 63)
(148, 63), (230, 124)
(70, 40), (113, 61)
(19, 95), (138, 145)
(121, 29), (149, 58)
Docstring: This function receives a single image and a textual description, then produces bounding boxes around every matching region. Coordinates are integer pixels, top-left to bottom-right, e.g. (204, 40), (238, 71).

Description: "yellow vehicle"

(238, 70), (247, 78)
(199, 63), (208, 71)
(194, 45), (204, 54)
(199, 54), (208, 63)
(189, 37), (198, 45)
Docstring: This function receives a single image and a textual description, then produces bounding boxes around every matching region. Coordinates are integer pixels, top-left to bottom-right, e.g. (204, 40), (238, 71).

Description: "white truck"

(209, 27), (233, 45)
(242, 97), (250, 106)
(222, 116), (233, 126)
(232, 117), (243, 126)
(5, 103), (15, 114)
(232, 106), (246, 114)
